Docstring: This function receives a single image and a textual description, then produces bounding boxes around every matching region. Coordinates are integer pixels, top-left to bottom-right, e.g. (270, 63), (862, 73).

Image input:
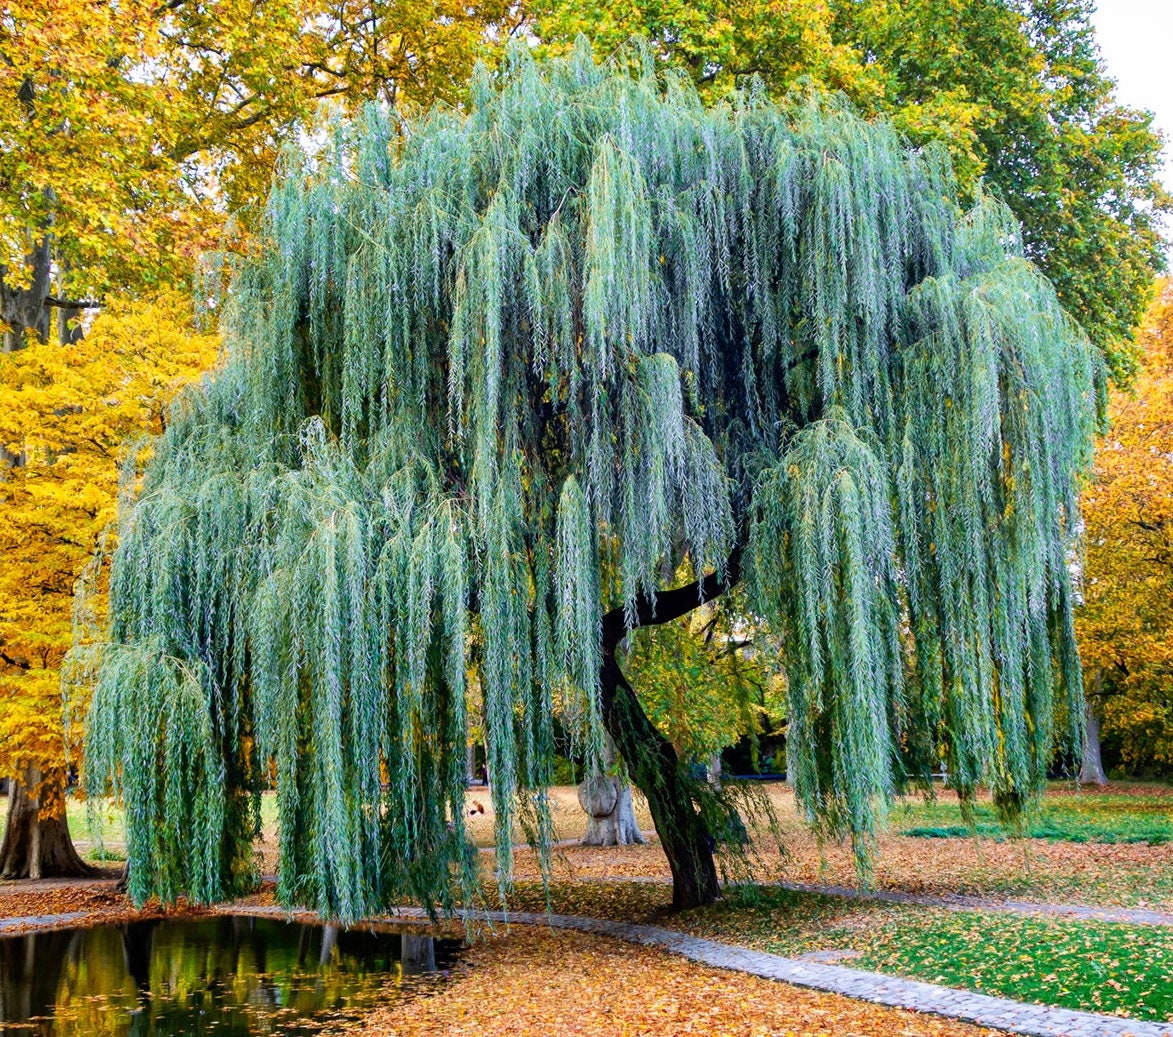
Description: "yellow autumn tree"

(2, 0), (513, 348)
(624, 594), (786, 768)
(1077, 279), (1173, 779)
(0, 293), (219, 876)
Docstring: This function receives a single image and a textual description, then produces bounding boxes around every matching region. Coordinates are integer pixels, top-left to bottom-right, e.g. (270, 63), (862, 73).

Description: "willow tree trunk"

(599, 651), (720, 908)
(595, 558), (741, 910)
(0, 767), (94, 879)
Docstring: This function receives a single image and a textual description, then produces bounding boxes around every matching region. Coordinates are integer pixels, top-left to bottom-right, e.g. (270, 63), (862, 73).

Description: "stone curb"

(220, 904), (1173, 1037)
(0, 910), (92, 932)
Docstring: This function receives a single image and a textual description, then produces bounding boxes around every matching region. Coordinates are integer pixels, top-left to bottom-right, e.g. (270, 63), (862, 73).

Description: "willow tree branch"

(601, 548), (742, 649)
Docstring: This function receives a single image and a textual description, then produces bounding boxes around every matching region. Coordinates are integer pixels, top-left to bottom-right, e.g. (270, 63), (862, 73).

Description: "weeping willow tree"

(72, 39), (1100, 919)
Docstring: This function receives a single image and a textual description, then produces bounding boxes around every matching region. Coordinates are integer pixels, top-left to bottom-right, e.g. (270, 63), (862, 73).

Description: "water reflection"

(0, 915), (461, 1036)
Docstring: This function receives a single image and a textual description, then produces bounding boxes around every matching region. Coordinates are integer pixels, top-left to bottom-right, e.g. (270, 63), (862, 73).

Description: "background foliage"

(0, 295), (219, 800)
(1077, 280), (1173, 775)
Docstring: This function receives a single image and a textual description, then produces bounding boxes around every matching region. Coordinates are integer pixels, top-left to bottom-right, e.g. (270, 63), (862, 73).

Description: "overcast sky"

(1089, 1), (1173, 252)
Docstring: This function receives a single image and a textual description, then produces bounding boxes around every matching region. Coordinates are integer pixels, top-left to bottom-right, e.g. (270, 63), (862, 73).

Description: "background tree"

(1, 0), (513, 349)
(1076, 279), (1173, 779)
(530, 0), (1170, 381)
(0, 294), (219, 878)
(0, 0), (510, 878)
(624, 592), (784, 769)
(75, 45), (1097, 918)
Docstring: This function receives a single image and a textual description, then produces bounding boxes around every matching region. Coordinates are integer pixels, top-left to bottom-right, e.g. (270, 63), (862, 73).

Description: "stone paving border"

(220, 904), (1173, 1037)
(0, 910), (90, 932)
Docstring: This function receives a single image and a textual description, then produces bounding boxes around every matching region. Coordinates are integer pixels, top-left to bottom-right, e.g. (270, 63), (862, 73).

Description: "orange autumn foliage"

(0, 294), (219, 796)
(1077, 279), (1173, 774)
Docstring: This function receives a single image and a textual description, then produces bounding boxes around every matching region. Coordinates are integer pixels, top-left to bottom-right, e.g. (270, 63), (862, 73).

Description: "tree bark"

(578, 773), (647, 846)
(595, 550), (740, 910)
(1079, 676), (1108, 786)
(1, 238), (53, 351)
(0, 767), (95, 879)
(598, 650), (720, 909)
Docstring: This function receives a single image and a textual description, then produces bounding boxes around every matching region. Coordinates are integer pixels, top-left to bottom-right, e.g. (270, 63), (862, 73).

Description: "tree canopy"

(0, 0), (511, 347)
(0, 294), (218, 876)
(75, 44), (1100, 919)
(531, 0), (1170, 381)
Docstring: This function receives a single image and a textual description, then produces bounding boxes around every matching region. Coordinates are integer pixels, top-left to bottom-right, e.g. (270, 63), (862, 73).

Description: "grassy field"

(890, 784), (1173, 844)
(681, 886), (1173, 1022)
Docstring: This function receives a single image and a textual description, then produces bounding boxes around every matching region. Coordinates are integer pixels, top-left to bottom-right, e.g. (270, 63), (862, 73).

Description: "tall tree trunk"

(599, 649), (720, 909)
(1079, 674), (1108, 786)
(0, 766), (94, 879)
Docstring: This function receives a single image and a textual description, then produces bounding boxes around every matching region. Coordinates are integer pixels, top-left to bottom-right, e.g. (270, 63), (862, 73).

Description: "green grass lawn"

(672, 885), (1173, 1022)
(891, 784), (1173, 845)
(855, 909), (1172, 1020)
(508, 880), (1173, 1022)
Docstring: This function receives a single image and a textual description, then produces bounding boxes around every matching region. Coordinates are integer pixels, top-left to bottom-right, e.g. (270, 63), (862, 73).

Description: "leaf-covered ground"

(4, 780), (1170, 1031)
(359, 927), (1003, 1037)
(495, 783), (1173, 910)
(499, 882), (1173, 1022)
(22, 781), (1170, 910)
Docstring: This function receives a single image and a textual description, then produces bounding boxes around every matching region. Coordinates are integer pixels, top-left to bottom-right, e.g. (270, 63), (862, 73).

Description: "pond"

(0, 915), (464, 1036)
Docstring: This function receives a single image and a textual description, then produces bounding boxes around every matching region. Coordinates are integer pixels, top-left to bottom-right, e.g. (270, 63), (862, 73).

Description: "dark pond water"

(0, 915), (464, 1036)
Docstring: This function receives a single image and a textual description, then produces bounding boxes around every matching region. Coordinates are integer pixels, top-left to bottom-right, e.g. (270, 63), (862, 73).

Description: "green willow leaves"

(72, 41), (1099, 917)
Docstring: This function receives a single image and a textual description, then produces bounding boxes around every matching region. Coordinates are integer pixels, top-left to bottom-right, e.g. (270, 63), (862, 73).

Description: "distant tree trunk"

(1080, 676), (1108, 785)
(0, 237), (52, 351)
(0, 766), (94, 879)
(578, 736), (647, 846)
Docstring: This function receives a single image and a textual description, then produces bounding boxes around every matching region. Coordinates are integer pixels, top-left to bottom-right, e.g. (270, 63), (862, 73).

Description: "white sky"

(1089, 1), (1173, 252)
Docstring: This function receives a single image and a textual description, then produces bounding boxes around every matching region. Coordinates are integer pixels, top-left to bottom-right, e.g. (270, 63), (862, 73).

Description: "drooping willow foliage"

(73, 39), (1100, 919)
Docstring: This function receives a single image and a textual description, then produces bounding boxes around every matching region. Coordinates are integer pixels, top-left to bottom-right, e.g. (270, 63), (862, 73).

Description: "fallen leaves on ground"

(0, 876), (126, 920)
(499, 783), (1173, 910)
(359, 927), (1005, 1037)
(0, 877), (190, 935)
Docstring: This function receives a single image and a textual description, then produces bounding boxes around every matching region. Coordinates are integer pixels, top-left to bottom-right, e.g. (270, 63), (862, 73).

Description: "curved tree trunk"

(0, 767), (94, 879)
(596, 553), (741, 910)
(599, 650), (720, 909)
